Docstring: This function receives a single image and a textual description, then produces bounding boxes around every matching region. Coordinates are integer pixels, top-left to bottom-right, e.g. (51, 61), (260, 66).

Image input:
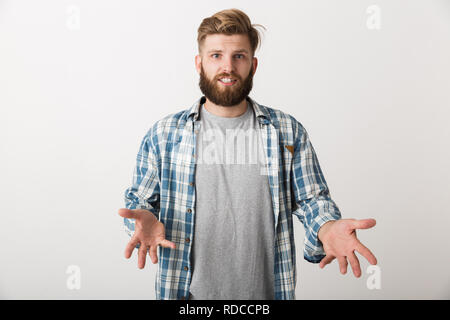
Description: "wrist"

(318, 220), (336, 242)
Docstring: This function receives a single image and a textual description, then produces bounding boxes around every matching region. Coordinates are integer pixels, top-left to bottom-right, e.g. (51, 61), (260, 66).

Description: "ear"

(195, 55), (202, 74)
(252, 56), (258, 76)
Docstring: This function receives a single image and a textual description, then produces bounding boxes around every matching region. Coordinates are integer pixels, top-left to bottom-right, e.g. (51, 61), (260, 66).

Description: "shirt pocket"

(166, 135), (182, 152)
(160, 134), (182, 166)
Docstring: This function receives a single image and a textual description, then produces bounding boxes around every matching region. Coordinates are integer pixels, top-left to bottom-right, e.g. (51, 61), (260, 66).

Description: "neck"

(203, 98), (248, 118)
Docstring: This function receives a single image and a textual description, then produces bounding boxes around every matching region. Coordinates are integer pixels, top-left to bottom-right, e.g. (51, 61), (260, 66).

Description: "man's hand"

(317, 218), (377, 277)
(118, 208), (176, 269)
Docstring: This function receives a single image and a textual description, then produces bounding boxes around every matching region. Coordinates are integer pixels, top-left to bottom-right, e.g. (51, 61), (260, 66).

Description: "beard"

(198, 63), (254, 107)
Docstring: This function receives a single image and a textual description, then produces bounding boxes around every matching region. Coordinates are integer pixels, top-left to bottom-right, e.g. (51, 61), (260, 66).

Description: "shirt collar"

(187, 95), (272, 124)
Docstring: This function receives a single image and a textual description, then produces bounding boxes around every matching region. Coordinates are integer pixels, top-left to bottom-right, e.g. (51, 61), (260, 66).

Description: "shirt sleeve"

(290, 119), (342, 263)
(123, 131), (161, 239)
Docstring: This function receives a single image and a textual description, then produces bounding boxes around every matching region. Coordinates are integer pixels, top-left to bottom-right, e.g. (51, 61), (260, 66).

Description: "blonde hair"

(197, 8), (266, 57)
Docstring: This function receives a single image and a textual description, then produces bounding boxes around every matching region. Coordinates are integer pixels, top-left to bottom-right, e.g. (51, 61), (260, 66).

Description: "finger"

(137, 244), (148, 269)
(159, 239), (176, 250)
(355, 242), (378, 265)
(118, 208), (137, 219)
(319, 255), (335, 269)
(124, 236), (139, 259)
(347, 250), (362, 278)
(149, 245), (158, 264)
(337, 256), (348, 275)
(352, 218), (376, 230)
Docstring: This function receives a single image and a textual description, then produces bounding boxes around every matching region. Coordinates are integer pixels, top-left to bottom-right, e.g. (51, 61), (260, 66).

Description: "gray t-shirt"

(189, 100), (275, 300)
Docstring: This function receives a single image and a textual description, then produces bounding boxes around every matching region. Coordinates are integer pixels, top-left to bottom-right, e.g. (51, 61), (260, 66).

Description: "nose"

(222, 55), (235, 74)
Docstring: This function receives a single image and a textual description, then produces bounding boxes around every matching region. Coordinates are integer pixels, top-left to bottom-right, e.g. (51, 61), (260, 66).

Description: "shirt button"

(184, 266), (189, 271)
(185, 237), (190, 243)
(187, 208), (192, 213)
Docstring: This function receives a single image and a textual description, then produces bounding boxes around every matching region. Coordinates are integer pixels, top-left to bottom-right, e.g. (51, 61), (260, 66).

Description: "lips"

(218, 78), (237, 86)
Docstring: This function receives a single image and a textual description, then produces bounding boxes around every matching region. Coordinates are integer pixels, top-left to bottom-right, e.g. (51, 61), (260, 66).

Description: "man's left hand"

(317, 218), (377, 277)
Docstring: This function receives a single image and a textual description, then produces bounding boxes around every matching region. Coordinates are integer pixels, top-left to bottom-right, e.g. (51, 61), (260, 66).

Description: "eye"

(211, 53), (245, 59)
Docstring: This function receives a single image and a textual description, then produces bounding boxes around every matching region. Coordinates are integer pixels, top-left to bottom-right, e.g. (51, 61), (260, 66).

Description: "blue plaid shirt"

(123, 95), (342, 300)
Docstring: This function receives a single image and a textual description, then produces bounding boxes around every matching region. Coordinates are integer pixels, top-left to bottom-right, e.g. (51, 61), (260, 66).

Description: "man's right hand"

(118, 208), (176, 269)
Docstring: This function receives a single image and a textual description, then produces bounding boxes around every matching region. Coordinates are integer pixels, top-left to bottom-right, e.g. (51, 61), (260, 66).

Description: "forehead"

(202, 34), (251, 51)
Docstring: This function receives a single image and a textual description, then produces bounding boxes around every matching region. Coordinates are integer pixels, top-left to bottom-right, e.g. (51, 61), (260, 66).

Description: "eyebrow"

(207, 49), (249, 54)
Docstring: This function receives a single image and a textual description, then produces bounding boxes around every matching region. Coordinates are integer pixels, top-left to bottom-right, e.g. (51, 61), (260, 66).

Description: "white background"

(1, 0), (449, 299)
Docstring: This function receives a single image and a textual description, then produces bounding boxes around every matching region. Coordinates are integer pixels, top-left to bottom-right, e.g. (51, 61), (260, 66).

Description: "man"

(118, 8), (377, 300)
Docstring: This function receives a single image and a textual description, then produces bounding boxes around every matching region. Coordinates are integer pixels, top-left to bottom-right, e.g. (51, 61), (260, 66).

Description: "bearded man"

(119, 8), (377, 300)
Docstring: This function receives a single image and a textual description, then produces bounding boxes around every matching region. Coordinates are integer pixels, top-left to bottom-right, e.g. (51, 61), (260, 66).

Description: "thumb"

(352, 218), (376, 230)
(159, 239), (176, 250)
(118, 208), (139, 219)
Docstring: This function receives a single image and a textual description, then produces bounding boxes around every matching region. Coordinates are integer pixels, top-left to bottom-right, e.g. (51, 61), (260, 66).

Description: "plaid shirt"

(123, 95), (342, 300)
